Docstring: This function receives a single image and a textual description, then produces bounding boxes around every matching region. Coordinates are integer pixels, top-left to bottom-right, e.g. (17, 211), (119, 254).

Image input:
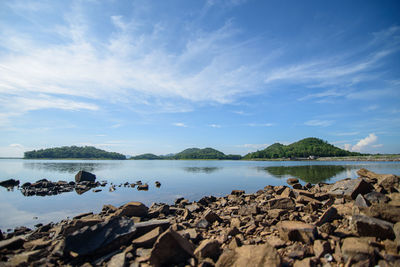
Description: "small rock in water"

(155, 181), (161, 187)
(109, 185), (116, 192)
(75, 170), (96, 183)
(137, 184), (149, 191)
(93, 189), (102, 193)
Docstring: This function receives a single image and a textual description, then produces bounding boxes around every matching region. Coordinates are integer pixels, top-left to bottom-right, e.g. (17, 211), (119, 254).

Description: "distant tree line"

(24, 146), (126, 160)
(131, 148), (242, 160)
(244, 138), (362, 159)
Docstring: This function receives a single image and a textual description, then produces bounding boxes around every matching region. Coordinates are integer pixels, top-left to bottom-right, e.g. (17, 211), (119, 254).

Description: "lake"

(0, 159), (399, 230)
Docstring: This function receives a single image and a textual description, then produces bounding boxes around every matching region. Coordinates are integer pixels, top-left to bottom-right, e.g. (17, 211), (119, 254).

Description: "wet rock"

(216, 243), (281, 267)
(341, 237), (377, 262)
(75, 170), (96, 183)
(149, 229), (195, 267)
(132, 226), (163, 248)
(328, 178), (373, 200)
(0, 179), (20, 188)
(278, 221), (317, 244)
(351, 214), (395, 239)
(267, 197), (295, 210)
(115, 202), (148, 218)
(287, 178), (299, 185)
(315, 206), (337, 226)
(194, 239), (221, 262)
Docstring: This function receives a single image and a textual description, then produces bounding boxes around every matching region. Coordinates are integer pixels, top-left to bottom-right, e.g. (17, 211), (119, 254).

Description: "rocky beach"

(0, 168), (400, 266)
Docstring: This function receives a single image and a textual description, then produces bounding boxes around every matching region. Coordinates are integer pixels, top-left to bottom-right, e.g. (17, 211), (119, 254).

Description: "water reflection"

(258, 165), (356, 183)
(183, 167), (222, 173)
(23, 161), (120, 173)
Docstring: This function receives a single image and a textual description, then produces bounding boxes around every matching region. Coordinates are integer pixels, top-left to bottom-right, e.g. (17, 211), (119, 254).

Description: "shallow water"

(0, 159), (399, 230)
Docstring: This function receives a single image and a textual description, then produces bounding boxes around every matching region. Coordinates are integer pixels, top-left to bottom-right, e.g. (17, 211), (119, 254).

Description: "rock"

(280, 187), (295, 198)
(364, 191), (389, 204)
(266, 235), (286, 248)
(0, 235), (26, 250)
(341, 237), (377, 262)
(155, 181), (161, 187)
(0, 178), (20, 187)
(107, 252), (126, 267)
(132, 226), (163, 248)
(93, 189), (102, 193)
(75, 170), (96, 183)
(149, 229), (195, 267)
(194, 239), (221, 261)
(178, 228), (198, 241)
(216, 243), (281, 267)
(115, 202), (148, 218)
(351, 214), (395, 240)
(74, 212), (94, 220)
(363, 203), (400, 223)
(292, 183), (303, 189)
(328, 178), (373, 200)
(7, 250), (42, 266)
(267, 197), (295, 210)
(358, 168), (399, 190)
(231, 190), (245, 196)
(278, 221), (317, 244)
(355, 194), (370, 208)
(137, 184), (149, 191)
(62, 218), (103, 236)
(394, 222), (400, 246)
(196, 219), (210, 229)
(315, 206), (337, 226)
(313, 239), (331, 258)
(287, 178), (299, 185)
(185, 203), (201, 213)
(203, 209), (222, 223)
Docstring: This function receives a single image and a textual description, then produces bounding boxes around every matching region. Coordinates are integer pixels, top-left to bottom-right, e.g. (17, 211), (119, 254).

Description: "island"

(24, 146), (126, 160)
(131, 148), (242, 160)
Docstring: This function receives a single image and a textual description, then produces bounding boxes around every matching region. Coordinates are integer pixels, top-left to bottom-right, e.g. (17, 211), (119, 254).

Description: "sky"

(0, 0), (400, 157)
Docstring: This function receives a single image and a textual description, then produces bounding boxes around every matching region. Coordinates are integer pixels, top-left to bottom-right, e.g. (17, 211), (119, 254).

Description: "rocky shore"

(1, 168), (400, 266)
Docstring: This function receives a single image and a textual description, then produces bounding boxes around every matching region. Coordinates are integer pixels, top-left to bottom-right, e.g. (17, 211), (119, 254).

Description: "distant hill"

(244, 137), (362, 159)
(131, 148), (242, 160)
(24, 146), (126, 160)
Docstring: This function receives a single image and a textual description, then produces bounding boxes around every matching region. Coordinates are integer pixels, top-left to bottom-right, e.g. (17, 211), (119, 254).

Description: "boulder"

(0, 179), (20, 188)
(267, 197), (295, 210)
(149, 229), (195, 267)
(351, 214), (395, 240)
(278, 221), (317, 244)
(364, 191), (389, 204)
(75, 171), (96, 183)
(0, 235), (26, 250)
(107, 252), (126, 267)
(315, 206), (337, 226)
(203, 209), (222, 223)
(115, 202), (148, 218)
(287, 178), (299, 185)
(216, 243), (281, 267)
(194, 239), (221, 262)
(355, 194), (370, 208)
(231, 190), (245, 196)
(328, 178), (373, 200)
(132, 226), (163, 248)
(313, 239), (331, 258)
(341, 237), (377, 262)
(363, 203), (400, 223)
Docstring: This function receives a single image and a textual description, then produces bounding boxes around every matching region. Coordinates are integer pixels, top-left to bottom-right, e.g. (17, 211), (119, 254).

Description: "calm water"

(0, 159), (399, 230)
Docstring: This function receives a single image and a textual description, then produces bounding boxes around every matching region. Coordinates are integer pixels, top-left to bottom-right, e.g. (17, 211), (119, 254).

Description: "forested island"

(131, 148), (242, 160)
(243, 137), (362, 159)
(24, 146), (126, 160)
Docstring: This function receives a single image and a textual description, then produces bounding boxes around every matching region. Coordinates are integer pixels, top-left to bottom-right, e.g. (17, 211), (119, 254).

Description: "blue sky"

(0, 0), (399, 157)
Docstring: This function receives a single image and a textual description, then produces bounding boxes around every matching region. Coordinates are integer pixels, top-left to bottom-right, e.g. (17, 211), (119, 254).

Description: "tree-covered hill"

(131, 148), (242, 160)
(24, 146), (126, 160)
(244, 137), (362, 159)
(130, 153), (161, 160)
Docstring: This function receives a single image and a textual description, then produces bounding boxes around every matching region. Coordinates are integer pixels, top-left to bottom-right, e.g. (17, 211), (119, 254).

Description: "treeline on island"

(24, 146), (126, 160)
(24, 138), (364, 160)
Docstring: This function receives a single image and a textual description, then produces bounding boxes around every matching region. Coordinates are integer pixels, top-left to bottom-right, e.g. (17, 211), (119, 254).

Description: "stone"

(0, 235), (25, 250)
(267, 197), (295, 210)
(194, 239), (221, 261)
(280, 187), (295, 198)
(292, 183), (303, 189)
(313, 239), (331, 258)
(358, 168), (399, 190)
(185, 203), (201, 213)
(363, 203), (400, 223)
(315, 206), (337, 226)
(132, 226), (163, 248)
(115, 202), (148, 218)
(7, 250), (42, 266)
(62, 218), (103, 236)
(328, 178), (373, 200)
(351, 214), (395, 240)
(278, 221), (317, 244)
(268, 209), (287, 219)
(341, 237), (377, 262)
(287, 178), (299, 185)
(178, 228), (198, 241)
(149, 229), (195, 267)
(266, 235), (286, 248)
(230, 217), (241, 228)
(231, 190), (245, 196)
(107, 252), (126, 267)
(395, 222), (400, 246)
(137, 184), (149, 191)
(355, 194), (370, 208)
(203, 209), (222, 223)
(293, 257), (315, 267)
(75, 170), (96, 183)
(0, 179), (19, 187)
(364, 191), (389, 204)
(216, 243), (281, 267)
(74, 212), (94, 220)
(196, 219), (210, 229)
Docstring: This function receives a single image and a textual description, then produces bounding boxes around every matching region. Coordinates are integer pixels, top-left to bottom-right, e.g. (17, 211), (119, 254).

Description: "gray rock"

(75, 170), (96, 183)
(328, 178), (373, 200)
(352, 214), (395, 240)
(355, 194), (370, 208)
(267, 197), (295, 210)
(364, 191), (390, 204)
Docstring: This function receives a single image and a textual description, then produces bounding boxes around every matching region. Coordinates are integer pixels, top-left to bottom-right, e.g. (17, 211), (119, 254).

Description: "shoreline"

(0, 168), (399, 266)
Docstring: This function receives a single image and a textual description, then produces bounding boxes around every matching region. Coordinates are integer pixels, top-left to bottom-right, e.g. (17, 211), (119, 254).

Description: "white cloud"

(0, 143), (26, 157)
(304, 120), (334, 127)
(334, 132), (359, 136)
(236, 143), (269, 149)
(173, 122), (187, 127)
(247, 123), (274, 127)
(209, 124), (221, 128)
(346, 133), (379, 152)
(344, 144), (352, 151)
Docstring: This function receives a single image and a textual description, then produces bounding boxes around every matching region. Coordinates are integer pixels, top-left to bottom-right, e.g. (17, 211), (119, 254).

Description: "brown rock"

(351, 214), (395, 240)
(364, 191), (389, 204)
(394, 222), (400, 246)
(0, 235), (25, 250)
(313, 239), (331, 258)
(194, 239), (221, 262)
(358, 168), (399, 191)
(267, 197), (295, 210)
(216, 243), (281, 267)
(341, 237), (377, 262)
(75, 170), (96, 183)
(107, 252), (126, 267)
(364, 203), (400, 223)
(315, 206), (337, 226)
(149, 229), (195, 267)
(266, 235), (286, 248)
(287, 178), (299, 185)
(115, 202), (148, 218)
(354, 194), (370, 208)
(268, 209), (287, 219)
(280, 187), (295, 198)
(230, 217), (241, 228)
(328, 178), (373, 200)
(132, 226), (163, 248)
(231, 190), (245, 196)
(203, 209), (222, 223)
(293, 257), (316, 267)
(178, 228), (198, 241)
(278, 221), (317, 244)
(7, 250), (42, 266)
(62, 218), (103, 236)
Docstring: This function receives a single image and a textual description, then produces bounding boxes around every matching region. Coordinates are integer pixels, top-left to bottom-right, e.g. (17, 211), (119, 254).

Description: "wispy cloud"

(247, 123), (274, 127)
(333, 132), (359, 136)
(304, 120), (334, 127)
(173, 122), (187, 127)
(208, 124), (221, 128)
(236, 143), (269, 150)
